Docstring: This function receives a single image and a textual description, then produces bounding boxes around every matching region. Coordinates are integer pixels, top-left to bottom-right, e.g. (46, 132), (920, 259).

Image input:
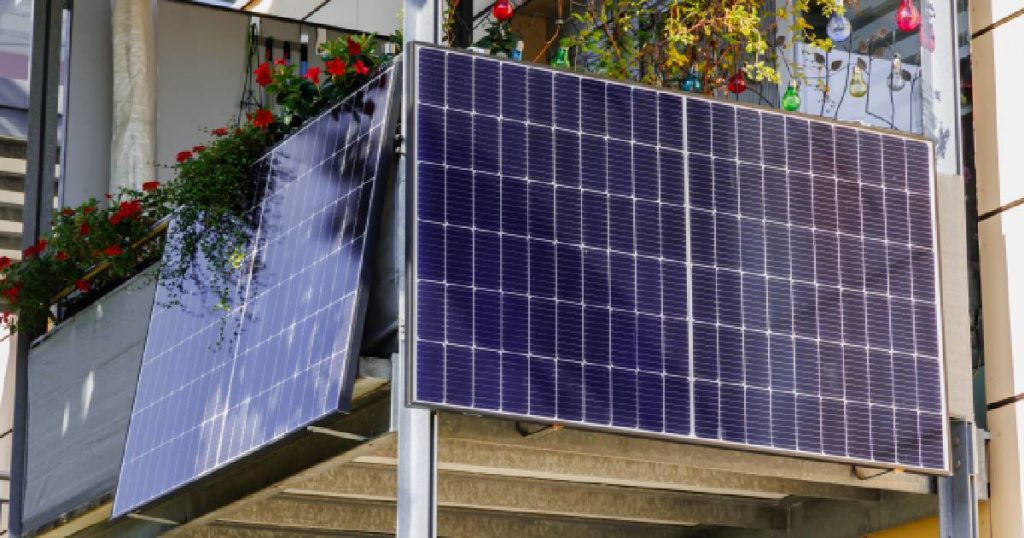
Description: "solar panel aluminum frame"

(113, 61), (403, 517)
(403, 42), (951, 476)
(322, 57), (403, 414)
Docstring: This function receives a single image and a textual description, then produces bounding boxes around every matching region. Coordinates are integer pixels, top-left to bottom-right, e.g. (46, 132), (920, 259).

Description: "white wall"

(152, 1), (368, 183)
(62, 1), (112, 207)
(62, 1), (399, 193)
(153, 1), (249, 182)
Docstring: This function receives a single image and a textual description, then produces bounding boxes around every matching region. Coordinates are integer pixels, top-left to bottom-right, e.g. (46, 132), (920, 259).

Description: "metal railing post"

(396, 1), (441, 537)
(12, 0), (64, 534)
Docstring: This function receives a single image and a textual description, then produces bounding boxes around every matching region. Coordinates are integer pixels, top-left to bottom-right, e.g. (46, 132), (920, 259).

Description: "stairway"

(0, 137), (25, 260)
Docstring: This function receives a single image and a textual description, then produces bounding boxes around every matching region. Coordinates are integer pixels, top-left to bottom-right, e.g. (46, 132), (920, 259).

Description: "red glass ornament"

(895, 0), (920, 32)
(727, 71), (747, 94)
(492, 0), (514, 21)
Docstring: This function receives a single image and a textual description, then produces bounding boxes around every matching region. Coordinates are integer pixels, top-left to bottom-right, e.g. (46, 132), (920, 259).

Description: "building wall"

(973, 0), (1024, 535)
(152, 0), (250, 183)
(62, 1), (113, 207)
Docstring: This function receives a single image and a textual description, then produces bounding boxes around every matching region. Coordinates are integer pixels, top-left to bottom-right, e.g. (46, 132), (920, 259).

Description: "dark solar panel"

(113, 65), (399, 515)
(408, 45), (948, 473)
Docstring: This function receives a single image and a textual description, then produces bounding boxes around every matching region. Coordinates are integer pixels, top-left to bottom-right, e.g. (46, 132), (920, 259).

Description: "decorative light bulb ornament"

(510, 40), (524, 61)
(826, 13), (852, 43)
(895, 0), (920, 32)
(781, 80), (800, 111)
(682, 71), (702, 93)
(550, 46), (570, 69)
(848, 65), (868, 98)
(888, 54), (906, 91)
(492, 0), (514, 21)
(727, 71), (747, 94)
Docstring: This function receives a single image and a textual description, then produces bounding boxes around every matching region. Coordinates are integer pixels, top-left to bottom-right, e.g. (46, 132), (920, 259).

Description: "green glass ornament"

(550, 46), (570, 69)
(781, 81), (801, 112)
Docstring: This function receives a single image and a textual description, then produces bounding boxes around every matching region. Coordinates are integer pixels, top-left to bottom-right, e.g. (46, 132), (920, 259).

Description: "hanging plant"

(0, 33), (400, 336)
(0, 185), (171, 334)
(474, 18), (521, 57)
(155, 33), (399, 316)
(563, 0), (847, 94)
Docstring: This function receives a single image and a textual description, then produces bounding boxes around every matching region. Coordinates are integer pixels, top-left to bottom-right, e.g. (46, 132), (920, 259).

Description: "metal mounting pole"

(396, 1), (441, 536)
(939, 418), (980, 538)
(12, 0), (63, 535)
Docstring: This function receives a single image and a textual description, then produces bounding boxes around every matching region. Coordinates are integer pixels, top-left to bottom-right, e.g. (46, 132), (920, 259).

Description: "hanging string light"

(826, 12), (852, 43)
(887, 53), (906, 91)
(727, 71), (747, 94)
(781, 80), (801, 111)
(492, 0), (514, 21)
(848, 65), (868, 97)
(682, 70), (702, 93)
(895, 0), (921, 32)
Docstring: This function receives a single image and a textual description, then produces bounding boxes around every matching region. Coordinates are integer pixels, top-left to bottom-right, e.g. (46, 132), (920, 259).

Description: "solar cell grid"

(114, 66), (398, 515)
(409, 44), (947, 473)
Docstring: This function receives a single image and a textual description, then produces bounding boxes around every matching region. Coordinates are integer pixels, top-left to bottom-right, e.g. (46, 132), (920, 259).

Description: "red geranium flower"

(80, 222), (90, 236)
(326, 58), (346, 76)
(110, 200), (143, 225)
(254, 62), (272, 86)
(55, 251), (68, 262)
(2, 283), (21, 301)
(103, 245), (123, 257)
(176, 150), (193, 163)
(212, 127), (229, 137)
(142, 180), (160, 191)
(62, 207), (74, 217)
(347, 37), (361, 56)
(353, 60), (369, 76)
(250, 108), (274, 129)
(0, 256), (10, 270)
(125, 199), (142, 214)
(75, 279), (90, 292)
(23, 238), (46, 259)
(83, 206), (95, 215)
(192, 145), (206, 154)
(305, 66), (321, 85)
(274, 58), (286, 66)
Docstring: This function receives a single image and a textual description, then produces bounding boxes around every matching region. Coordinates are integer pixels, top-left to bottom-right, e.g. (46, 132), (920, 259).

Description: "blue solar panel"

(408, 44), (948, 473)
(113, 65), (399, 515)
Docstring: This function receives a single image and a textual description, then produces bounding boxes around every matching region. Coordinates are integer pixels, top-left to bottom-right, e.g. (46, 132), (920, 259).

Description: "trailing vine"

(563, 0), (846, 93)
(0, 33), (399, 336)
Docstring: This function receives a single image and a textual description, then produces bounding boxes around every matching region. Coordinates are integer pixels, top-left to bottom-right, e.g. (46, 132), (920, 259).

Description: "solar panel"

(407, 44), (948, 473)
(113, 64), (399, 515)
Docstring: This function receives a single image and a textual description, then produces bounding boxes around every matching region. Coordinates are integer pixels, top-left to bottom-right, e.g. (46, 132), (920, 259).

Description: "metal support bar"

(12, 0), (63, 535)
(126, 513), (179, 526)
(939, 418), (979, 538)
(397, 2), (441, 536)
(396, 405), (437, 537)
(306, 426), (369, 442)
